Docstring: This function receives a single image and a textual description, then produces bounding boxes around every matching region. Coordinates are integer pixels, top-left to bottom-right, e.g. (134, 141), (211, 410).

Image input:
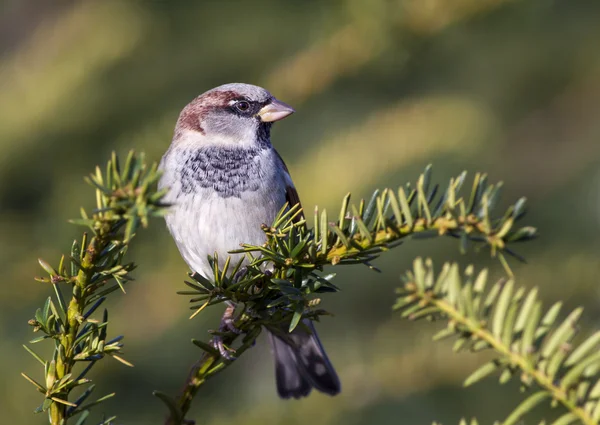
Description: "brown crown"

(175, 90), (239, 136)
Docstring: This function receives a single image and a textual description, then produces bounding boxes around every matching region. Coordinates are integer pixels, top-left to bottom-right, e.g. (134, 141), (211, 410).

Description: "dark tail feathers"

(268, 319), (341, 399)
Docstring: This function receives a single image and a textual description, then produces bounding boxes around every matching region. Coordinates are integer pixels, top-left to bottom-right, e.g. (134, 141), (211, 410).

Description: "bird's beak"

(257, 99), (295, 122)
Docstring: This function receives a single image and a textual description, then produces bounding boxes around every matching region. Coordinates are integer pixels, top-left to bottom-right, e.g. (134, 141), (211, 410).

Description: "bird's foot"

(210, 304), (243, 360)
(211, 335), (237, 360)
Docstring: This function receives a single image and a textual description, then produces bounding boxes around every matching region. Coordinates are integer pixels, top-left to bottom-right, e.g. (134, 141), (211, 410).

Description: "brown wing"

(275, 150), (305, 222)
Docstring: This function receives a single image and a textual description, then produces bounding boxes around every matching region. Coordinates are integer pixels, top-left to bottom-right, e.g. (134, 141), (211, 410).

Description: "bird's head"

(173, 83), (295, 148)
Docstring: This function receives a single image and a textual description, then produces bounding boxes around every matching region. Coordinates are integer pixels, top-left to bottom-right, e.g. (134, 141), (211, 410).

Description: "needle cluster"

(24, 151), (167, 425)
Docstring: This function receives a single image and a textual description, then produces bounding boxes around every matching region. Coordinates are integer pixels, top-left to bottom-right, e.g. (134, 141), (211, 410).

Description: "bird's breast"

(159, 146), (287, 277)
(178, 146), (266, 198)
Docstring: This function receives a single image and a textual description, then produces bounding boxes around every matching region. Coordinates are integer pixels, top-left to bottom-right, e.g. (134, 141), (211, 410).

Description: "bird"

(158, 83), (341, 399)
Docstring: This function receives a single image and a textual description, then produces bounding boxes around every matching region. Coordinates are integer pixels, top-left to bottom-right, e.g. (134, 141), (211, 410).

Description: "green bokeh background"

(2, 0), (600, 424)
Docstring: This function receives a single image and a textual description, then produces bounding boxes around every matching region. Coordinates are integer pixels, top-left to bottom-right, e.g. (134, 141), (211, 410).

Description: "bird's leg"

(221, 301), (242, 335)
(210, 266), (253, 360)
(221, 267), (249, 335)
(211, 265), (272, 357)
(211, 301), (241, 360)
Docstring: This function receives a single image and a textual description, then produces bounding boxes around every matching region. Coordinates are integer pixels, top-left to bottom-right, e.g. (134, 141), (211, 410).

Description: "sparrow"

(158, 83), (341, 399)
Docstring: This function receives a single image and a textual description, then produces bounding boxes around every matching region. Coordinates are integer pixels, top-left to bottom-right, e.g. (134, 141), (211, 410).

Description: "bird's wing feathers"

(285, 185), (303, 219)
(274, 150), (304, 222)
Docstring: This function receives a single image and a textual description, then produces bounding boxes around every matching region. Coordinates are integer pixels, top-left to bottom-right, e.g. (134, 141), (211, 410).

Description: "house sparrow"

(158, 83), (341, 399)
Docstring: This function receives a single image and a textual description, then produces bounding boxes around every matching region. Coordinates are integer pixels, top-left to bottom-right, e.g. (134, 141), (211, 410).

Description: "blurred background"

(1, 0), (600, 424)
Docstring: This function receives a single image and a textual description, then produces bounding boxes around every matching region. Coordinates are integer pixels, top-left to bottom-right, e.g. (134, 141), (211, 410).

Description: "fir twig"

(396, 258), (600, 425)
(24, 151), (166, 425)
(159, 166), (537, 425)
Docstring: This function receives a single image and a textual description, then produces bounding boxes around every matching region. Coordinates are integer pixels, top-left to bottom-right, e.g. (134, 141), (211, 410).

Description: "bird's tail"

(267, 319), (341, 399)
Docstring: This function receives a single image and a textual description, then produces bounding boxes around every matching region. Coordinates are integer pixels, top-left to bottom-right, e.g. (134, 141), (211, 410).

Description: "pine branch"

(158, 166), (537, 425)
(24, 151), (167, 425)
(397, 258), (600, 425)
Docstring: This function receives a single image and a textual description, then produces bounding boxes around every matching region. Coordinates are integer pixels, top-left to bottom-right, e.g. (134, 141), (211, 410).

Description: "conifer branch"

(158, 166), (536, 425)
(397, 258), (600, 425)
(24, 151), (167, 425)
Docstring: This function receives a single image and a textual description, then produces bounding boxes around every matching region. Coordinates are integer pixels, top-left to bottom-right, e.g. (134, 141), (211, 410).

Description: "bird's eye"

(235, 101), (251, 112)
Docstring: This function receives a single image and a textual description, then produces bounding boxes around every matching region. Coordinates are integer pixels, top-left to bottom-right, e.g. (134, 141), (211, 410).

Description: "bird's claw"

(210, 303), (243, 360)
(212, 335), (237, 360)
